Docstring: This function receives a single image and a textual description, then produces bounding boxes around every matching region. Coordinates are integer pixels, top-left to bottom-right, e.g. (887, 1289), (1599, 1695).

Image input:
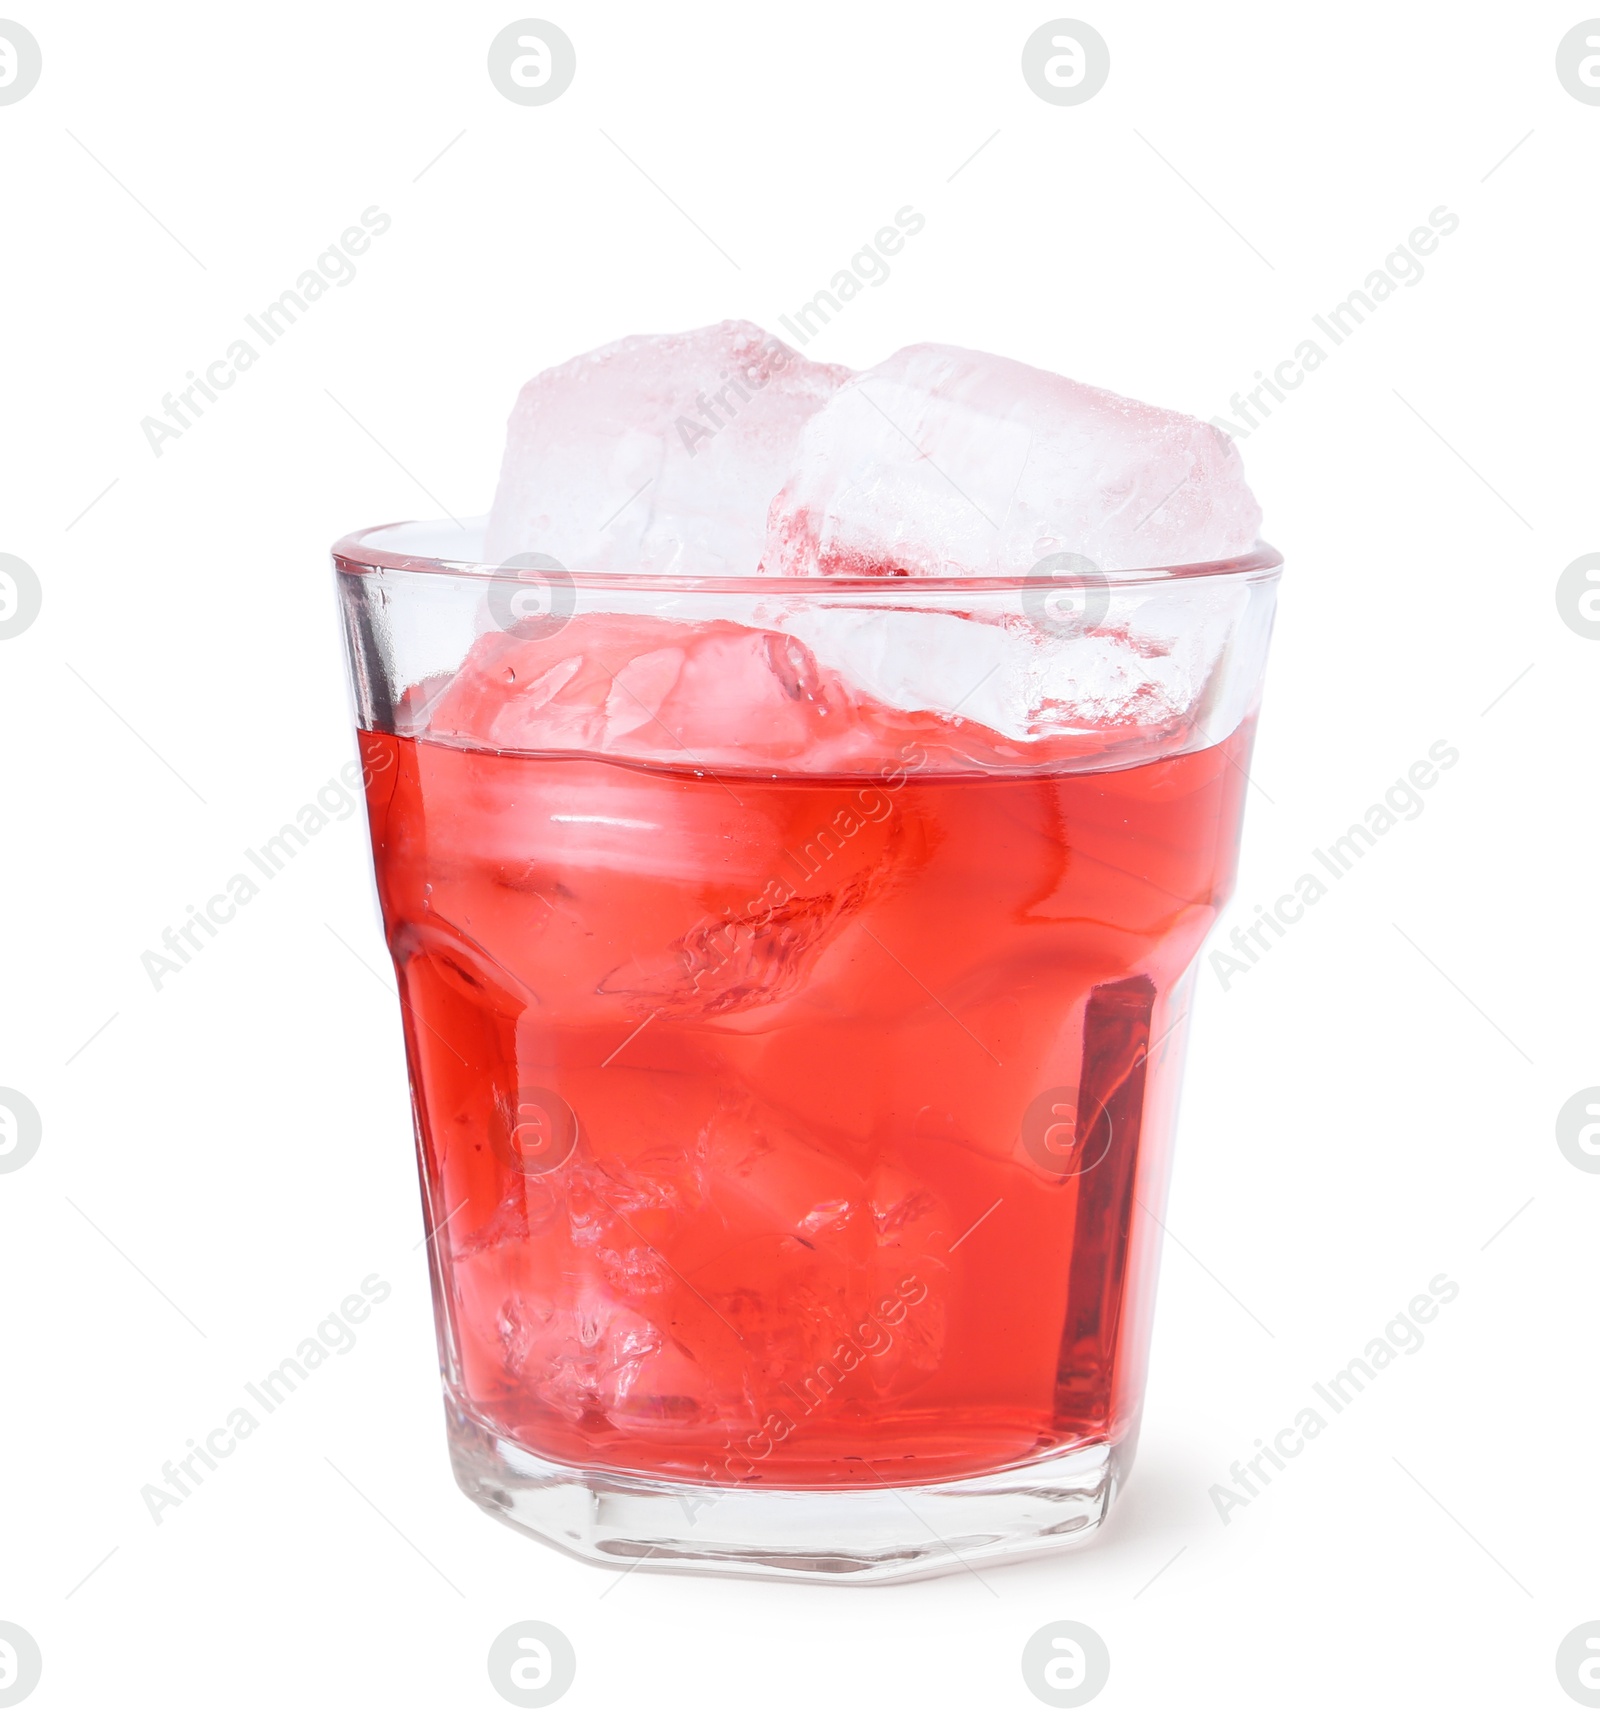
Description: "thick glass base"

(445, 1392), (1127, 1584)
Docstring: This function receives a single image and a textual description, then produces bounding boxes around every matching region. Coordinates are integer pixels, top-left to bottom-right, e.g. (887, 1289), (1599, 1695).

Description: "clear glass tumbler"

(334, 519), (1280, 1582)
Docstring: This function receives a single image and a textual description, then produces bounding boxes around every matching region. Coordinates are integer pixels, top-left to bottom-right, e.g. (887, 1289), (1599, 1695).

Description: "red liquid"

(360, 709), (1250, 1489)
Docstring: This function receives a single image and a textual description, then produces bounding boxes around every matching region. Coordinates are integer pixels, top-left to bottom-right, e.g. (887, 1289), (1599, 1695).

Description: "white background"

(2, 1), (1595, 1721)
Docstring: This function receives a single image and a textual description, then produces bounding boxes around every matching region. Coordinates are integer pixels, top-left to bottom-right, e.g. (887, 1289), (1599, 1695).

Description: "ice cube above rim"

(761, 341), (1262, 581)
(484, 320), (849, 575)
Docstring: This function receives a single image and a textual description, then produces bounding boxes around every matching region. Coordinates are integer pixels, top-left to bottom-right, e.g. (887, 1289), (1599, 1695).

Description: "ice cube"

(762, 343), (1262, 579)
(780, 585), (1249, 744)
(485, 321), (849, 574)
(427, 611), (887, 764)
(496, 1283), (664, 1421)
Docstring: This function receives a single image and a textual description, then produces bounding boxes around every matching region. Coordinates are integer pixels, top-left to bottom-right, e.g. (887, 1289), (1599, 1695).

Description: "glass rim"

(331, 517), (1283, 595)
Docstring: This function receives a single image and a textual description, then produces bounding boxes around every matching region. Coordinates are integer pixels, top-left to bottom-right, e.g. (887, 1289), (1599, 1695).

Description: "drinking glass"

(334, 518), (1280, 1582)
